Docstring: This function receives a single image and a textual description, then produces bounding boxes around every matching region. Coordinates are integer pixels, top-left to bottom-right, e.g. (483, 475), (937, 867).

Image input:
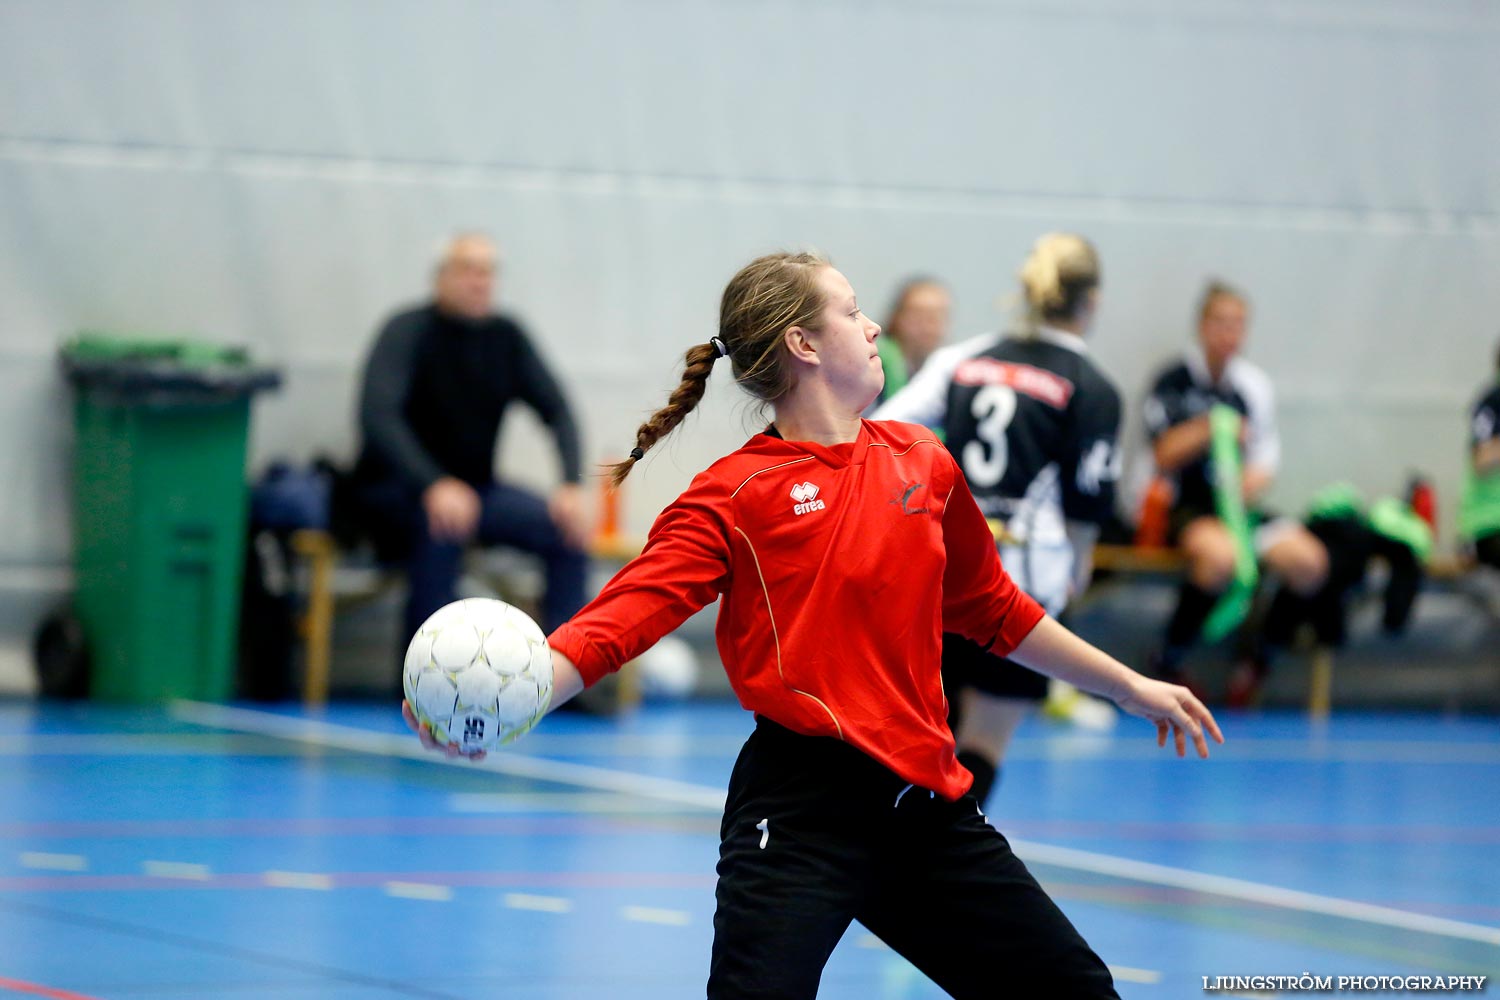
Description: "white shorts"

(999, 540), (1073, 618)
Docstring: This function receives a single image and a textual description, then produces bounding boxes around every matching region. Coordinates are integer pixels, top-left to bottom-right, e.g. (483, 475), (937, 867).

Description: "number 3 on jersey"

(961, 385), (1017, 488)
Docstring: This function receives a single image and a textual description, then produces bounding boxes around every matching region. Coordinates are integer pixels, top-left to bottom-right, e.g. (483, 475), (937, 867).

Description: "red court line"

(0, 977), (103, 1000)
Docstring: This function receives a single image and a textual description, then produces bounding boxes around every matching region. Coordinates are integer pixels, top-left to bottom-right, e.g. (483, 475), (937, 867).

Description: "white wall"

(1, 0), (1496, 566)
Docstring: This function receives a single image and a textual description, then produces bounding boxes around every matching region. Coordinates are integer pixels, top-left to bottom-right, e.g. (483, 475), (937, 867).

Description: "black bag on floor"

(33, 605), (90, 699)
(237, 528), (298, 702)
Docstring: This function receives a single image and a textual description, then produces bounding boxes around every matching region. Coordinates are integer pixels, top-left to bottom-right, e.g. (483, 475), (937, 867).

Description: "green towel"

(1306, 483), (1434, 563)
(877, 336), (909, 400)
(1369, 497), (1434, 562)
(1203, 404), (1259, 642)
(1460, 466), (1500, 541)
(1306, 482), (1363, 523)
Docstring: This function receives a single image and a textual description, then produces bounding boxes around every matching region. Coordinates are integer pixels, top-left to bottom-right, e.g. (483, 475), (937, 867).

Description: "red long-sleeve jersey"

(548, 419), (1045, 800)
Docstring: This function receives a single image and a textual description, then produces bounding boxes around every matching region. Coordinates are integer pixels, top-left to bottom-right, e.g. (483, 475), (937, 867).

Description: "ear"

(783, 325), (819, 366)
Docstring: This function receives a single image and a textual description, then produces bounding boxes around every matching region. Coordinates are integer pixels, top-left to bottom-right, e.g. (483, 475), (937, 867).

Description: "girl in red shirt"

(407, 251), (1221, 999)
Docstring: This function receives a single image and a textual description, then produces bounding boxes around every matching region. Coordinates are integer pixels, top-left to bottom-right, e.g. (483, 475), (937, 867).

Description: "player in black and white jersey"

(875, 233), (1122, 805)
(1141, 281), (1328, 699)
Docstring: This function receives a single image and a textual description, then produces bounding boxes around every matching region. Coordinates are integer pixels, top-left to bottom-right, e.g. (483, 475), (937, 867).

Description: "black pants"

(943, 633), (1049, 706)
(708, 717), (1117, 999)
(351, 477), (588, 644)
(1476, 531), (1500, 571)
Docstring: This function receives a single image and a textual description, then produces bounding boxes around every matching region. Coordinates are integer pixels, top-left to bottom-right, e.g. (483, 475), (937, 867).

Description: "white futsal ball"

(402, 598), (554, 753)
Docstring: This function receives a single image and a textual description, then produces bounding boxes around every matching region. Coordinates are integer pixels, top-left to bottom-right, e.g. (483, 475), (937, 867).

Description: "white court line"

(1010, 839), (1500, 948)
(19, 852), (86, 871)
(505, 893), (572, 914)
(170, 702), (725, 811)
(264, 870), (334, 890)
(143, 861), (211, 880)
(1109, 965), (1163, 984)
(173, 701), (1500, 947)
(622, 905), (691, 926)
(384, 881), (453, 902)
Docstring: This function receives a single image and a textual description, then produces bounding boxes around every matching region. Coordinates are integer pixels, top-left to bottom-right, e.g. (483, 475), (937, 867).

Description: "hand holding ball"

(402, 599), (554, 754)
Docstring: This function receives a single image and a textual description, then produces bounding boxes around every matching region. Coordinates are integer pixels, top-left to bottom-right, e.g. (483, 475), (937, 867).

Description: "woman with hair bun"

(876, 234), (1126, 807)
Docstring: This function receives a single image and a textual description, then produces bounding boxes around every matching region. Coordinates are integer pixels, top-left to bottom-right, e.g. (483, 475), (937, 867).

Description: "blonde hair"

(1198, 279), (1248, 321)
(1017, 233), (1100, 332)
(607, 251), (830, 486)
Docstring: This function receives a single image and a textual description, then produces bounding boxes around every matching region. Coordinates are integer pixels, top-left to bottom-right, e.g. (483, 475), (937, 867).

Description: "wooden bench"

(1086, 544), (1469, 718)
(290, 528), (1471, 716)
(290, 528), (647, 708)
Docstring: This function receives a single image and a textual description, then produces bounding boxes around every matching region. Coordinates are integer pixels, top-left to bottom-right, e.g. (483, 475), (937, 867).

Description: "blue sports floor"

(0, 700), (1496, 998)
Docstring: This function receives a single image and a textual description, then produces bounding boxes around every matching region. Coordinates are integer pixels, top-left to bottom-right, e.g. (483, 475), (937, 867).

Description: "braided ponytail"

(607, 343), (721, 487)
(606, 251), (829, 487)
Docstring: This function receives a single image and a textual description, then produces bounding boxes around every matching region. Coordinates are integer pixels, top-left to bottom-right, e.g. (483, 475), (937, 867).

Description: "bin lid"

(60, 333), (282, 405)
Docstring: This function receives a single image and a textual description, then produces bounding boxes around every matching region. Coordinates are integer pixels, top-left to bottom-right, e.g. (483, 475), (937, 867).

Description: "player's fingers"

(1195, 701), (1225, 745)
(1172, 704), (1206, 758)
(1155, 719), (1169, 748)
(1185, 701), (1219, 755)
(1171, 692), (1218, 756)
(1188, 717), (1210, 758)
(403, 705), (441, 751)
(1173, 721), (1186, 757)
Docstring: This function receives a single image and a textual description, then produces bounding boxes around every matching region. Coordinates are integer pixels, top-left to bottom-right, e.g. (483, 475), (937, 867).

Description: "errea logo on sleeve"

(790, 481), (826, 516)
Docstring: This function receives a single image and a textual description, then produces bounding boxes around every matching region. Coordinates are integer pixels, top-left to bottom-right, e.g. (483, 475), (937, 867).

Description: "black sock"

(1476, 532), (1500, 571)
(1165, 582), (1220, 653)
(958, 749), (998, 805)
(1250, 586), (1311, 674)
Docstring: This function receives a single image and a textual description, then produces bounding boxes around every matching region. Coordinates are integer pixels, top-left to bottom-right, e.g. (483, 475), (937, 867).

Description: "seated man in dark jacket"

(351, 233), (589, 676)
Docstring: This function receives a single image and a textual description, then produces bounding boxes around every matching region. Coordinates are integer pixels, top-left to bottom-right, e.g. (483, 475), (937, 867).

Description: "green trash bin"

(61, 334), (281, 703)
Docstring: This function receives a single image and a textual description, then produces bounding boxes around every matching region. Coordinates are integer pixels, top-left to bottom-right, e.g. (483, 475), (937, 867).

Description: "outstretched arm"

(1009, 616), (1224, 758)
(405, 470), (733, 759)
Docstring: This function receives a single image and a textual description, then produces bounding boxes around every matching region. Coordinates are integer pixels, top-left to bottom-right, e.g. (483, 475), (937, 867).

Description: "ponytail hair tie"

(710, 336), (729, 358)
(629, 447), (645, 461)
